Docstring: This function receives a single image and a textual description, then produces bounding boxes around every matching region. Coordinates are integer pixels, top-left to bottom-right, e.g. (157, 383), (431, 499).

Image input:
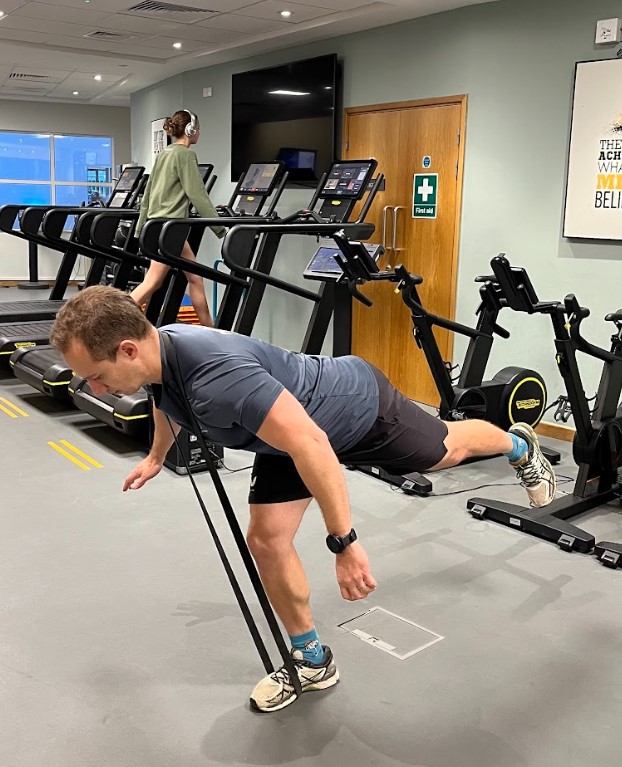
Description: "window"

(0, 132), (114, 213)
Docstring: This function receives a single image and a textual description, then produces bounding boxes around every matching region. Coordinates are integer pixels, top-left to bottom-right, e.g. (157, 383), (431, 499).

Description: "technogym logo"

(516, 398), (541, 410)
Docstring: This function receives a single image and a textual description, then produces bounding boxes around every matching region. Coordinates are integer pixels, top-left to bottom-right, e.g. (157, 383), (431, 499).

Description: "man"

(50, 286), (556, 713)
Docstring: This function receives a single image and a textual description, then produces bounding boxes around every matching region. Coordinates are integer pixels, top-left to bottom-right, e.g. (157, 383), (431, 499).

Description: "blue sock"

(506, 432), (528, 463)
(290, 628), (325, 664)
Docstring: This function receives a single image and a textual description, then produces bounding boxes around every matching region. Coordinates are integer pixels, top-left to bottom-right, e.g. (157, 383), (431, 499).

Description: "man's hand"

(123, 455), (163, 491)
(335, 542), (377, 601)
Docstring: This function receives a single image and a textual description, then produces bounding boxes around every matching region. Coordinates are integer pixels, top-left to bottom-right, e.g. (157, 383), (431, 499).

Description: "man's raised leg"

(429, 420), (556, 507)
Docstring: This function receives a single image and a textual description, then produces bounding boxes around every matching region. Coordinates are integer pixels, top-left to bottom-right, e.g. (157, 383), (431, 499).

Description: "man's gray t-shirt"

(151, 324), (379, 456)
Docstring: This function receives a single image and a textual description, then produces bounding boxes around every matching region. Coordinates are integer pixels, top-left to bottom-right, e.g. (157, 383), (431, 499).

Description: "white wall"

(0, 99), (131, 281)
(130, 0), (622, 409)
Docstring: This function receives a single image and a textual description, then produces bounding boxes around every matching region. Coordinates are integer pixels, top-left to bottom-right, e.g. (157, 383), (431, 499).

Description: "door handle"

(381, 205), (392, 253)
(392, 206), (406, 253)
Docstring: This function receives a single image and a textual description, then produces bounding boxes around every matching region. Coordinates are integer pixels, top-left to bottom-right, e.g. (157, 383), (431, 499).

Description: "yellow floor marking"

(47, 442), (90, 471)
(0, 397), (28, 417)
(59, 440), (103, 469)
(0, 402), (18, 419)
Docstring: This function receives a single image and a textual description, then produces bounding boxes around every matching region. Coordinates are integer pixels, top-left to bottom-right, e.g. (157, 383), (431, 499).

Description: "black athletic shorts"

(248, 365), (448, 505)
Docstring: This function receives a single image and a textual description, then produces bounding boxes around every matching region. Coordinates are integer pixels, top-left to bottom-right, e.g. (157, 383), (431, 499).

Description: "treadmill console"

(303, 238), (384, 282)
(115, 166), (144, 193)
(321, 161), (376, 200)
(315, 159), (378, 222)
(234, 162), (284, 215)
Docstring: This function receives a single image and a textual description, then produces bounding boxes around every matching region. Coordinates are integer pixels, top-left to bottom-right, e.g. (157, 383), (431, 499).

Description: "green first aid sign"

(413, 173), (438, 219)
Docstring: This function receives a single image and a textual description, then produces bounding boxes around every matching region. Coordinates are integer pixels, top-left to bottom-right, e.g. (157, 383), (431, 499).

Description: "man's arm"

(255, 389), (351, 535)
(255, 389), (377, 601)
(123, 407), (180, 491)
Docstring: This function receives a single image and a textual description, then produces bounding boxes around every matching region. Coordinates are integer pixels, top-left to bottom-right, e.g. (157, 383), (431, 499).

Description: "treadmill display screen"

(321, 161), (374, 199)
(108, 194), (127, 208)
(238, 163), (281, 194)
(306, 246), (344, 275)
(304, 241), (382, 279)
(115, 167), (143, 192)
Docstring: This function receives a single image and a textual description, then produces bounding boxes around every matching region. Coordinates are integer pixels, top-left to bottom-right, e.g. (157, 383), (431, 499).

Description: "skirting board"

(536, 420), (574, 443)
(0, 280), (82, 287)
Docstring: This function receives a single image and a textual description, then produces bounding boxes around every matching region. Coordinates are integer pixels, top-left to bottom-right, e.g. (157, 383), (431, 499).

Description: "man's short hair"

(50, 285), (152, 360)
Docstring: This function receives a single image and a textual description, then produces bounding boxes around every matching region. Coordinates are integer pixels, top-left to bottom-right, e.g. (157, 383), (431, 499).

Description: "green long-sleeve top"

(136, 143), (226, 238)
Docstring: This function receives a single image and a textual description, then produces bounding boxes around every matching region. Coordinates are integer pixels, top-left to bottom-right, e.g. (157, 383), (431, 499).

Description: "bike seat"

(605, 309), (622, 323)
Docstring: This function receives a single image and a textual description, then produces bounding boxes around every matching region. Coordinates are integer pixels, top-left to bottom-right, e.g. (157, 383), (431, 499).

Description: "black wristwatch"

(326, 528), (357, 554)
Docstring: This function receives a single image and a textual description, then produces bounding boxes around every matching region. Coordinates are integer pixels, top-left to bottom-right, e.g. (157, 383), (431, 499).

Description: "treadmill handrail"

(158, 220), (373, 304)
(126, 217), (248, 290)
(36, 207), (147, 268)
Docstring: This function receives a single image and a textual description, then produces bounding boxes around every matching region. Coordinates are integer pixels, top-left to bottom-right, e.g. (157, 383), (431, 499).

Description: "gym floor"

(2, 287), (622, 767)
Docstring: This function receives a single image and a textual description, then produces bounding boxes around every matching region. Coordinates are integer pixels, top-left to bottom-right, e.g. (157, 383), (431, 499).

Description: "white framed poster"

(151, 117), (170, 166)
(564, 59), (622, 239)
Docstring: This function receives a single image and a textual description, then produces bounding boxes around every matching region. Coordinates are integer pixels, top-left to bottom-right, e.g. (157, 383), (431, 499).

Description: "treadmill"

(66, 162), (287, 441)
(9, 164), (215, 400)
(0, 167), (145, 362)
(0, 166), (144, 323)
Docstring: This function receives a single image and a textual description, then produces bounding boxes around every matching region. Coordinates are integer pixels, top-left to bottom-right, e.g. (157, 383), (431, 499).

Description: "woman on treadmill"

(133, 109), (225, 326)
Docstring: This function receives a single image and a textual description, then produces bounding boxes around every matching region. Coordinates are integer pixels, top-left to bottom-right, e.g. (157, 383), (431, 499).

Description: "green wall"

(131, 0), (622, 405)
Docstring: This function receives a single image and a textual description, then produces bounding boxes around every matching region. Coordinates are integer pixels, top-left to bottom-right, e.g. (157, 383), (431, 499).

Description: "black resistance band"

(161, 332), (302, 697)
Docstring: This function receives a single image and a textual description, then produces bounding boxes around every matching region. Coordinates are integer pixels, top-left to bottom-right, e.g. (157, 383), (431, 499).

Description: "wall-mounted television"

(231, 54), (341, 187)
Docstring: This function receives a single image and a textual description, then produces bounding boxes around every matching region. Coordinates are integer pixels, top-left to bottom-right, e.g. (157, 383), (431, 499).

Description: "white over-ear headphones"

(183, 109), (197, 137)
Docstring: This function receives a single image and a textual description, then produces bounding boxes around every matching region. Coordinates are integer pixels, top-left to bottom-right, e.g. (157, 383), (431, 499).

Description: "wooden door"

(345, 97), (466, 405)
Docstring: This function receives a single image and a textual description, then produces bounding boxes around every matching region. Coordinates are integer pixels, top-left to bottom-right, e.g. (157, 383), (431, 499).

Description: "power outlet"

(596, 18), (621, 45)
(203, 86), (213, 98)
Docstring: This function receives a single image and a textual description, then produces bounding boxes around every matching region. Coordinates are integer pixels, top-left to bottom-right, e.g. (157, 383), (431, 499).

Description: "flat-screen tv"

(231, 54), (340, 187)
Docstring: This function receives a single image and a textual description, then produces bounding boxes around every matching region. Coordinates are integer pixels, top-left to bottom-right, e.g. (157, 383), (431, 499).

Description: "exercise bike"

(467, 255), (622, 567)
(332, 236), (560, 496)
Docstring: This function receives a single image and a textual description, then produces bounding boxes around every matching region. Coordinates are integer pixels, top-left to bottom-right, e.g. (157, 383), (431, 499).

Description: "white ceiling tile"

(0, 28), (50, 43)
(70, 72), (124, 82)
(300, 0), (378, 8)
(131, 35), (213, 52)
(0, 15), (93, 37)
(198, 13), (288, 33)
(105, 43), (180, 59)
(194, 0), (263, 10)
(44, 36), (115, 51)
(97, 13), (184, 35)
(234, 0), (335, 23)
(0, 0), (29, 11)
(11, 2), (110, 24)
(34, 0), (135, 10)
(168, 23), (246, 43)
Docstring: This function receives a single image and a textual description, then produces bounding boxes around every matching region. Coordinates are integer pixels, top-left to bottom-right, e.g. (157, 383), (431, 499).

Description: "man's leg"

(246, 497), (339, 712)
(246, 498), (314, 635)
(428, 419), (512, 470)
(428, 419), (556, 507)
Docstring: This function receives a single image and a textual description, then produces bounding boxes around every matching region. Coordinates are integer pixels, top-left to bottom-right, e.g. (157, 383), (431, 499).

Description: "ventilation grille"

(8, 71), (61, 83)
(84, 30), (135, 41)
(125, 0), (214, 23)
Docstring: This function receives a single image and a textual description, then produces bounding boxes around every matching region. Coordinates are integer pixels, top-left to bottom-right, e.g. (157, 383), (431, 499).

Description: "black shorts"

(248, 365), (448, 505)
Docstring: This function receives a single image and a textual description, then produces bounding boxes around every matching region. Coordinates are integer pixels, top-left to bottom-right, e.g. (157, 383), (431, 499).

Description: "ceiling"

(0, 0), (499, 106)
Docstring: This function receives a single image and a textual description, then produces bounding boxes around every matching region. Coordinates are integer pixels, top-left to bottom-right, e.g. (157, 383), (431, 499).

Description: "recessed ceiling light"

(279, 10), (292, 17)
(172, 42), (182, 49)
(0, 10), (4, 17)
(73, 91), (79, 95)
(94, 74), (102, 80)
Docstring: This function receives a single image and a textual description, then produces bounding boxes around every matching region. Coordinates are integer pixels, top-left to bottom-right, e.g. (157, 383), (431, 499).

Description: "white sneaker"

(509, 422), (556, 507)
(250, 646), (339, 713)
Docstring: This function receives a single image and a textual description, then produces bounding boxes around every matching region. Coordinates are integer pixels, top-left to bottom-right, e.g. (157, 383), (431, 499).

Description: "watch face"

(326, 535), (343, 553)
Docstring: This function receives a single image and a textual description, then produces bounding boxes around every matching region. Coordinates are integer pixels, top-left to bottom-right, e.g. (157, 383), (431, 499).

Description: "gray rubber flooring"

(1, 288), (622, 767)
